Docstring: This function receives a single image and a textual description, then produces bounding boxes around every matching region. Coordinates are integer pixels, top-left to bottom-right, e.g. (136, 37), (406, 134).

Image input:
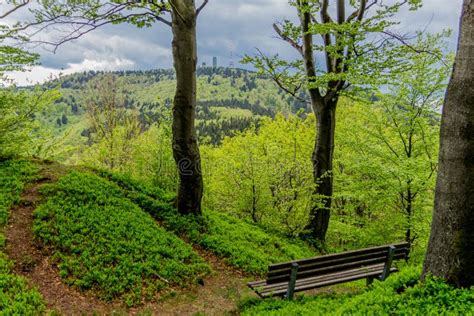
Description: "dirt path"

(5, 165), (252, 315)
(137, 246), (251, 316)
(5, 177), (125, 315)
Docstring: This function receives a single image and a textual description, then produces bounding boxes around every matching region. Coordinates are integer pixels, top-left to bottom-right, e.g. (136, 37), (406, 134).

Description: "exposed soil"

(135, 245), (251, 316)
(5, 175), (125, 315)
(5, 164), (253, 315)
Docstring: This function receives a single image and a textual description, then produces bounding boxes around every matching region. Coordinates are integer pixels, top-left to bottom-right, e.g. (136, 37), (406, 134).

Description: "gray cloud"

(7, 0), (464, 83)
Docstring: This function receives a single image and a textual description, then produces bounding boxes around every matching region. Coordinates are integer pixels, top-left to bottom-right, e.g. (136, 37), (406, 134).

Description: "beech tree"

(244, 0), (421, 242)
(371, 33), (451, 245)
(25, 0), (208, 215)
(0, 1), (58, 157)
(422, 0), (474, 287)
(82, 75), (142, 170)
(1, 1), (38, 76)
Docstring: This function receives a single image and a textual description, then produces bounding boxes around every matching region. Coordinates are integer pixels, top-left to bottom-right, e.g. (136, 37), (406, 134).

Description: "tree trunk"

(421, 0), (474, 287)
(298, 1), (339, 243)
(307, 100), (337, 242)
(404, 183), (413, 245)
(170, 0), (203, 216)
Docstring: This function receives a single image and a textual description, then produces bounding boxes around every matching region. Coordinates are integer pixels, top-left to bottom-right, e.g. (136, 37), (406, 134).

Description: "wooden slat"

(260, 264), (387, 294)
(267, 248), (407, 277)
(266, 253), (407, 284)
(248, 243), (409, 297)
(269, 250), (408, 278)
(267, 256), (386, 283)
(269, 242), (409, 271)
(252, 264), (384, 293)
(248, 279), (267, 288)
(260, 267), (399, 297)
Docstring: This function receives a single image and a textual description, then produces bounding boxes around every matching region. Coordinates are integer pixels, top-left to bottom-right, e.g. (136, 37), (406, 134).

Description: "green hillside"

(0, 159), (319, 311)
(42, 67), (307, 147)
(2, 158), (473, 314)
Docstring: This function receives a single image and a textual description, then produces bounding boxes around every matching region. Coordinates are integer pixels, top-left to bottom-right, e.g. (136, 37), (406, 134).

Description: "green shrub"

(0, 159), (45, 314)
(33, 171), (210, 306)
(103, 171), (318, 275)
(97, 169), (174, 202)
(0, 254), (45, 316)
(240, 266), (474, 315)
(200, 211), (316, 275)
(0, 159), (39, 225)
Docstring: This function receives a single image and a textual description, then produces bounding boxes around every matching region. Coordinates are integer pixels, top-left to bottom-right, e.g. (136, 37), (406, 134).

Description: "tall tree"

(82, 75), (142, 170)
(25, 0), (209, 215)
(0, 1), (58, 158)
(422, 0), (474, 287)
(244, 0), (421, 242)
(170, 0), (203, 214)
(1, 1), (38, 76)
(372, 33), (451, 245)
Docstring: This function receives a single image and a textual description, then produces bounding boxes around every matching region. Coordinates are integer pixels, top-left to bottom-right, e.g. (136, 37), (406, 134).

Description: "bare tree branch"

(0, 0), (29, 19)
(196, 0), (209, 16)
(318, 0), (335, 73)
(254, 48), (309, 104)
(381, 30), (446, 65)
(273, 23), (303, 56)
(347, 0), (373, 22)
(155, 16), (172, 26)
(320, 0), (333, 24)
(336, 0), (345, 24)
(298, 0), (322, 103)
(16, 1), (173, 52)
(273, 75), (308, 104)
(357, 0), (367, 21)
(31, 12), (159, 53)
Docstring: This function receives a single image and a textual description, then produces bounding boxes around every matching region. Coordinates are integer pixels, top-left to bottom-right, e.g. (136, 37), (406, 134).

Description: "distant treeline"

(47, 67), (274, 90)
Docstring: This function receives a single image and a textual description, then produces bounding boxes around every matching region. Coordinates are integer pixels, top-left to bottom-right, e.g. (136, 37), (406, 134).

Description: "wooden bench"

(248, 242), (410, 299)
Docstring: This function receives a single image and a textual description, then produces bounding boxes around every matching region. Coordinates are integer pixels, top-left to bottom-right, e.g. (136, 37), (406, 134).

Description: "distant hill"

(43, 67), (308, 145)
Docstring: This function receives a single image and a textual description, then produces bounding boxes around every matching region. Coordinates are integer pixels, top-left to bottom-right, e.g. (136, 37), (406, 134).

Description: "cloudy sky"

(7, 0), (464, 85)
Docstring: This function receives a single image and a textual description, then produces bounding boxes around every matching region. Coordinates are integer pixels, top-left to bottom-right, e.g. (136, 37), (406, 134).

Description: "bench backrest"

(266, 242), (410, 284)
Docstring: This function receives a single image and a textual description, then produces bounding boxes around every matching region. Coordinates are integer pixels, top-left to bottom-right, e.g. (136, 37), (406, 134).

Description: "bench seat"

(248, 242), (410, 299)
(249, 263), (398, 297)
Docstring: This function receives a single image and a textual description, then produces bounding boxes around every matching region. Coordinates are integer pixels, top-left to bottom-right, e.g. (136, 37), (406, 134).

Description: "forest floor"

(5, 163), (251, 315)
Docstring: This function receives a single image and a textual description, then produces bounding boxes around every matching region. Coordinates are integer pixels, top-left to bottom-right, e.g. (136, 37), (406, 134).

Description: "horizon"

(5, 0), (464, 86)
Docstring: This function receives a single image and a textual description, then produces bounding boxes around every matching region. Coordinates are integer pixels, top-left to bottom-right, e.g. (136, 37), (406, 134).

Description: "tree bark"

(404, 185), (413, 244)
(298, 0), (338, 242)
(170, 0), (203, 215)
(421, 0), (474, 287)
(307, 100), (337, 242)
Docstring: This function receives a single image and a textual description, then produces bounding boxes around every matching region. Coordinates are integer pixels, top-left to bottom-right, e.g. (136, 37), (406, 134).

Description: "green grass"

(33, 171), (210, 306)
(200, 211), (316, 274)
(0, 159), (39, 225)
(240, 266), (474, 315)
(100, 170), (317, 275)
(0, 159), (45, 314)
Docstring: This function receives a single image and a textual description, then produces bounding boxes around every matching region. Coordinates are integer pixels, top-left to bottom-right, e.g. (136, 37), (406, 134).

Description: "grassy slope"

(3, 160), (472, 314)
(33, 171), (211, 306)
(0, 160), (45, 314)
(100, 171), (317, 275)
(1, 159), (315, 310)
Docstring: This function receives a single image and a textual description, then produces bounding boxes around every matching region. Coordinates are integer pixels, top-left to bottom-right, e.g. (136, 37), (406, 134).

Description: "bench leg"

(380, 245), (396, 281)
(285, 263), (299, 300)
(367, 277), (374, 286)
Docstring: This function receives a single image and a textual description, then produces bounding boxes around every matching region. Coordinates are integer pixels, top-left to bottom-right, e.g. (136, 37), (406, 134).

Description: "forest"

(0, 0), (473, 315)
